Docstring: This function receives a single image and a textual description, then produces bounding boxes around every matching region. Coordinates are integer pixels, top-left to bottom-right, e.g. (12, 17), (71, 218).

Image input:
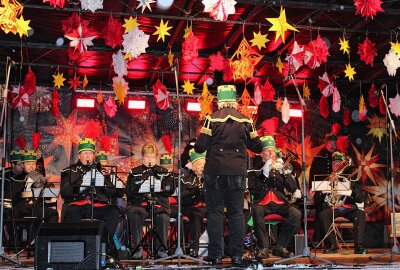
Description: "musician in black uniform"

(60, 138), (120, 247)
(194, 85), (263, 266)
(248, 136), (301, 259)
(181, 149), (207, 258)
(317, 151), (367, 254)
(125, 143), (172, 259)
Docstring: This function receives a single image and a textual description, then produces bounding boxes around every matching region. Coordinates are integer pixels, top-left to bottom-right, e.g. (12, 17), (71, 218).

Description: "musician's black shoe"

(272, 247), (293, 258)
(231, 256), (244, 266)
(203, 256), (222, 265)
(324, 245), (338, 254)
(131, 247), (143, 260)
(256, 248), (270, 259)
(189, 248), (199, 258)
(354, 245), (368, 254)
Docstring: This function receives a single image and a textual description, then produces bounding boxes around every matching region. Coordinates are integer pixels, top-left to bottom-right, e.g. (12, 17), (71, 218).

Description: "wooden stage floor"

(2, 248), (400, 269)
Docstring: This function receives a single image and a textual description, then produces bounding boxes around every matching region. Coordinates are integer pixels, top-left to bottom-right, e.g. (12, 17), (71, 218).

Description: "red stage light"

(128, 99), (146, 110)
(289, 109), (302, 117)
(76, 98), (95, 108)
(186, 101), (201, 112)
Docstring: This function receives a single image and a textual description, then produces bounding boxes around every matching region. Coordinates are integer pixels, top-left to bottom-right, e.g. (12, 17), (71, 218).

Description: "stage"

(2, 248), (400, 269)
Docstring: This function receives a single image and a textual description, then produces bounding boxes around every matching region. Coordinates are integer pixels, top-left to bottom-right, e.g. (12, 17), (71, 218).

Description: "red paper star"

(68, 74), (82, 91)
(260, 80), (275, 101)
(43, 0), (69, 9)
(182, 31), (199, 63)
(62, 13), (89, 35)
(65, 24), (96, 53)
(358, 36), (377, 67)
(305, 35), (330, 69)
(102, 16), (123, 49)
(354, 0), (384, 20)
(209, 51), (225, 71)
(351, 143), (386, 184)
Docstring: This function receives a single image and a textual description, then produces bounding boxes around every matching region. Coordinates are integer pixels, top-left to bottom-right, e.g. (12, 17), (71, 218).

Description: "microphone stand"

(273, 74), (333, 265)
(370, 85), (399, 260)
(0, 58), (25, 266)
(150, 59), (207, 266)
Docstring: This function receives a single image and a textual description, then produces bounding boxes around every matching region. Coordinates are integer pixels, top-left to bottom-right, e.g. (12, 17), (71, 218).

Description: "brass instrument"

(324, 156), (352, 207)
(282, 149), (299, 175)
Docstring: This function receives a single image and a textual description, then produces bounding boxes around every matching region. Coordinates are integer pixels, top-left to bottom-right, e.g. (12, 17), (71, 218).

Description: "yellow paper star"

(250, 31), (269, 50)
(303, 82), (310, 99)
(339, 37), (350, 55)
(123, 16), (140, 33)
(390, 41), (400, 55)
(97, 92), (103, 104)
(53, 72), (66, 88)
(16, 15), (31, 38)
(82, 74), (88, 89)
(114, 79), (128, 104)
(153, 19), (172, 42)
(124, 53), (133, 61)
(167, 49), (174, 67)
(183, 25), (192, 40)
(344, 63), (356, 81)
(266, 7), (298, 43)
(276, 57), (284, 74)
(182, 80), (195, 95)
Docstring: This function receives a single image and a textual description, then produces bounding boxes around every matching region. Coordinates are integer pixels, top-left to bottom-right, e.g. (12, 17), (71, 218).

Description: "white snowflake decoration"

(136, 0), (155, 13)
(389, 93), (400, 117)
(202, 0), (237, 21)
(112, 51), (128, 77)
(122, 27), (150, 59)
(80, 0), (104, 13)
(383, 49), (400, 76)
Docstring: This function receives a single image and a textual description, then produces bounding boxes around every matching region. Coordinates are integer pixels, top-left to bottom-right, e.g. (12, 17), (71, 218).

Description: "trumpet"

(281, 149), (299, 175)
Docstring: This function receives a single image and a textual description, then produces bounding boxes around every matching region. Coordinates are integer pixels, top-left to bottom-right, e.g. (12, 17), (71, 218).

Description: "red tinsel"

(368, 84), (379, 108)
(102, 16), (123, 49)
(379, 95), (386, 115)
(209, 51), (225, 71)
(24, 67), (36, 95)
(161, 134), (173, 154)
(331, 123), (341, 135)
(32, 132), (41, 151)
(223, 59), (234, 82)
(261, 80), (275, 101)
(305, 35), (329, 69)
(343, 107), (351, 126)
(99, 135), (112, 153)
(354, 0), (384, 20)
(50, 88), (60, 117)
(43, 0), (69, 9)
(84, 120), (103, 139)
(16, 135), (26, 150)
(182, 31), (199, 63)
(336, 135), (349, 154)
(357, 37), (377, 66)
(261, 117), (279, 135)
(320, 95), (329, 118)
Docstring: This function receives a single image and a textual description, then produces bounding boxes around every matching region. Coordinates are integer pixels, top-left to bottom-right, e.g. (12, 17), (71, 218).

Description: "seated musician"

(60, 138), (120, 247)
(317, 151), (367, 254)
(248, 136), (301, 259)
(181, 149), (207, 258)
(125, 143), (172, 259)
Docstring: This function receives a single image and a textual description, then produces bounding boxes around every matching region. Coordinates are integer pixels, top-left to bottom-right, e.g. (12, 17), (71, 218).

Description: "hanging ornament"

(62, 13), (88, 35)
(383, 49), (400, 76)
(102, 16), (123, 49)
(68, 74), (82, 91)
(80, 0), (103, 13)
(331, 123), (341, 135)
(209, 51), (225, 71)
(260, 80), (275, 101)
(182, 80), (195, 95)
(304, 35), (330, 69)
(104, 96), (117, 117)
(230, 38), (263, 81)
(122, 27), (150, 59)
(0, 0), (23, 35)
(9, 85), (29, 109)
(254, 83), (262, 105)
(359, 95), (367, 121)
(122, 16), (140, 33)
(112, 51), (128, 77)
(285, 41), (304, 71)
(276, 97), (282, 111)
(320, 95), (329, 118)
(15, 15), (31, 38)
(153, 19), (172, 42)
(266, 7), (298, 43)
(136, 0), (155, 13)
(238, 88), (257, 118)
(389, 93), (400, 117)
(113, 76), (128, 104)
(15, 135), (26, 150)
(303, 82), (310, 100)
(152, 79), (170, 110)
(368, 84), (379, 108)
(32, 132), (41, 151)
(250, 31), (269, 50)
(182, 30), (199, 62)
(332, 87), (341, 113)
(336, 135), (349, 154)
(50, 88), (60, 117)
(339, 36), (350, 55)
(354, 0), (384, 20)
(202, 0), (236, 21)
(261, 117), (279, 135)
(183, 25), (192, 39)
(281, 97), (290, 123)
(358, 36), (377, 66)
(23, 67), (36, 95)
(390, 41), (400, 55)
(97, 91), (103, 104)
(318, 72), (334, 97)
(379, 95), (386, 115)
(367, 115), (387, 142)
(198, 81), (214, 119)
(65, 24), (96, 53)
(343, 107), (351, 126)
(82, 74), (88, 89)
(43, 0), (68, 8)
(167, 49), (174, 67)
(52, 71), (66, 88)
(223, 59), (234, 82)
(344, 63), (356, 81)
(83, 119), (103, 139)
(276, 57), (284, 74)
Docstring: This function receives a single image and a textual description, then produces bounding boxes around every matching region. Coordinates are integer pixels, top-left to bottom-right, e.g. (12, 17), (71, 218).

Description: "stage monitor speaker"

(294, 234), (305, 255)
(35, 221), (107, 270)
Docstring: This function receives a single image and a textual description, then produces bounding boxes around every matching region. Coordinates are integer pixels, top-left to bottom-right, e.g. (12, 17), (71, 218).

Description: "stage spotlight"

(128, 99), (146, 110)
(289, 109), (302, 117)
(76, 98), (95, 108)
(56, 37), (64, 46)
(186, 100), (201, 112)
(157, 0), (174, 10)
(206, 77), (214, 86)
(28, 28), (34, 37)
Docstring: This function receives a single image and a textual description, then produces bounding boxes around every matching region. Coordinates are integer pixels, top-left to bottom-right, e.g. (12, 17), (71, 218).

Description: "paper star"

(167, 49), (174, 67)
(16, 15), (31, 38)
(266, 7), (298, 43)
(136, 0), (155, 13)
(339, 37), (350, 55)
(97, 91), (103, 104)
(275, 57), (284, 73)
(350, 143), (386, 183)
(367, 115), (388, 143)
(182, 80), (195, 95)
(82, 74), (88, 88)
(153, 19), (172, 42)
(344, 63), (356, 81)
(250, 31), (269, 50)
(113, 76), (128, 104)
(183, 25), (192, 39)
(389, 93), (400, 117)
(53, 72), (66, 88)
(123, 16), (140, 33)
(68, 74), (82, 91)
(303, 82), (310, 99)
(390, 41), (400, 55)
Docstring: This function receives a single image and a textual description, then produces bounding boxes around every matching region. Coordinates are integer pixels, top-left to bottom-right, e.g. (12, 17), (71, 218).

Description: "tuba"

(324, 156), (352, 207)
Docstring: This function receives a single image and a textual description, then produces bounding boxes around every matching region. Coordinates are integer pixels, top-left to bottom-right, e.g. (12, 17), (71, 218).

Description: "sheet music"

(138, 178), (161, 193)
(32, 188), (60, 198)
(82, 170), (105, 187)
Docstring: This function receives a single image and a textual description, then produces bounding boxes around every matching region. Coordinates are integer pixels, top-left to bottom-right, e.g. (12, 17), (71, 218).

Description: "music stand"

(81, 168), (105, 221)
(312, 175), (352, 252)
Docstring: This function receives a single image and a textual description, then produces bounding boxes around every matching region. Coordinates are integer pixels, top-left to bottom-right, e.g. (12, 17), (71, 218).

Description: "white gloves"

(293, 189), (302, 199)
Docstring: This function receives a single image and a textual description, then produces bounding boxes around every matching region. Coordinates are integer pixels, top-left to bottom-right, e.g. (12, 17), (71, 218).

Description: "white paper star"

(112, 51), (128, 77)
(389, 93), (400, 117)
(383, 49), (400, 76)
(122, 27), (150, 59)
(65, 24), (96, 53)
(136, 0), (155, 13)
(285, 41), (304, 71)
(80, 0), (104, 13)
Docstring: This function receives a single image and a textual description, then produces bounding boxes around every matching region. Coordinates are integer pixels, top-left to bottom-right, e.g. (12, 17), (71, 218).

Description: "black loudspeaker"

(35, 221), (107, 270)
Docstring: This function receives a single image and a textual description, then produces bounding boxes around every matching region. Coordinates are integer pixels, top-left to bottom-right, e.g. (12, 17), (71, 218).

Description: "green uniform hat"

(10, 150), (23, 163)
(332, 151), (345, 161)
(189, 149), (206, 163)
(22, 150), (38, 163)
(260, 135), (275, 150)
(78, 138), (96, 153)
(160, 153), (173, 166)
(217, 85), (237, 102)
(95, 151), (108, 162)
